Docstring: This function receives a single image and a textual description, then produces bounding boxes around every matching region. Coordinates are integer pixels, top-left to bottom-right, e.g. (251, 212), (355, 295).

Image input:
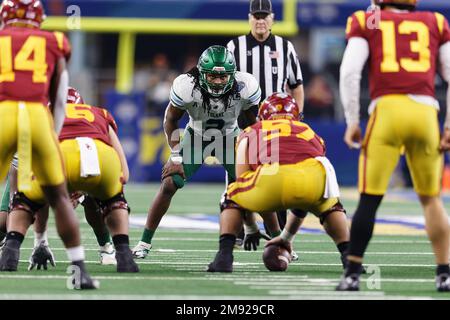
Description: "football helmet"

(197, 45), (236, 97)
(372, 0), (417, 8)
(67, 87), (85, 104)
(0, 0), (46, 28)
(258, 92), (302, 121)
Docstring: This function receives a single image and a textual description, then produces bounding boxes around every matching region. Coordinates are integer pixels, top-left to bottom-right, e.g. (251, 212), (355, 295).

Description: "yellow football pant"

(359, 94), (443, 196)
(0, 101), (65, 189)
(228, 159), (339, 216)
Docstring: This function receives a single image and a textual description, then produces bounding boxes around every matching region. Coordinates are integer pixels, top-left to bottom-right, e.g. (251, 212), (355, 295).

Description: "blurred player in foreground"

(0, 88), (138, 273)
(337, 0), (450, 291)
(0, 0), (97, 288)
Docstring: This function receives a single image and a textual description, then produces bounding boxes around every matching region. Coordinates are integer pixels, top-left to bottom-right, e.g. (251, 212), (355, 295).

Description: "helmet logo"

(276, 104), (283, 111)
(17, 8), (24, 18)
(212, 66), (225, 72)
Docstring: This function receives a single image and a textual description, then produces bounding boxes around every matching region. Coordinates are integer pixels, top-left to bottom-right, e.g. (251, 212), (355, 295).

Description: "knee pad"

(10, 192), (44, 216)
(319, 201), (346, 225)
(100, 193), (130, 218)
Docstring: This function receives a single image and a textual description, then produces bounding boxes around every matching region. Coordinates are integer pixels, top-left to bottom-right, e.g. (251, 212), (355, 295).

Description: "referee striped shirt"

(227, 33), (303, 100)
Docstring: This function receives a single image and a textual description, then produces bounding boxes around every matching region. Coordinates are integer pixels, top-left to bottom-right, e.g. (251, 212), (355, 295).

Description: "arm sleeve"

(339, 37), (369, 126)
(286, 41), (303, 89)
(243, 78), (262, 111)
(439, 42), (450, 129)
(169, 75), (190, 110)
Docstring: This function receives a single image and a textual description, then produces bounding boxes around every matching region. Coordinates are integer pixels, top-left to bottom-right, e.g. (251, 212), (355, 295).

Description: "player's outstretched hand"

(243, 230), (271, 251)
(265, 236), (292, 254)
(161, 159), (185, 181)
(440, 128), (450, 152)
(344, 123), (362, 149)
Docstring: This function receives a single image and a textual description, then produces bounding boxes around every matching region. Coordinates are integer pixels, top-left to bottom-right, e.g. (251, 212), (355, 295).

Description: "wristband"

(244, 222), (259, 234)
(170, 155), (183, 164)
(280, 229), (295, 242)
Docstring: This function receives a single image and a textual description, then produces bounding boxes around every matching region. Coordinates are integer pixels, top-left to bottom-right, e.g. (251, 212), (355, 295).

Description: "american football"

(262, 244), (292, 272)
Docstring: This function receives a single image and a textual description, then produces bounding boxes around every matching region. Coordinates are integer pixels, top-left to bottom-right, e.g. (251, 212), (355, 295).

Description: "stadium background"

(40, 0), (450, 186)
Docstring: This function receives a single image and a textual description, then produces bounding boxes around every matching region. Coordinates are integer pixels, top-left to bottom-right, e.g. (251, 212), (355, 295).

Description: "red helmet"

(67, 87), (84, 104)
(0, 0), (46, 28)
(258, 92), (301, 121)
(373, 0), (417, 8)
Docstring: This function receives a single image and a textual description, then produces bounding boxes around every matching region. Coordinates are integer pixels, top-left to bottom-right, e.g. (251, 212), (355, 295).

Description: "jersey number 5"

(0, 36), (48, 83)
(380, 21), (431, 73)
(66, 105), (95, 122)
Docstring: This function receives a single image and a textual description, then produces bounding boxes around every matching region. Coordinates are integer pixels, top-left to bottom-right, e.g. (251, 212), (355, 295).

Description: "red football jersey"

(0, 26), (71, 104)
(346, 10), (450, 99)
(238, 120), (325, 171)
(59, 104), (118, 146)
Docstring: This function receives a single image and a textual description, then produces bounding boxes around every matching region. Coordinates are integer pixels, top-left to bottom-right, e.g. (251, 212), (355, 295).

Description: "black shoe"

(70, 261), (100, 290)
(116, 248), (139, 273)
(436, 273), (450, 292)
(341, 254), (367, 274)
(336, 273), (360, 291)
(206, 251), (233, 273)
(0, 245), (19, 271)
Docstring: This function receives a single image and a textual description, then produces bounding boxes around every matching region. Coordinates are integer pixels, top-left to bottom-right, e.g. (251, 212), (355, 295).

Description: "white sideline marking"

(14, 259), (437, 267)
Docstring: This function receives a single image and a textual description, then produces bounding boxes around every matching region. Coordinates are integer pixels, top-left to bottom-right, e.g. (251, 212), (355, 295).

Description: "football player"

(207, 92), (351, 272)
(132, 45), (262, 258)
(2, 87), (139, 273)
(337, 0), (450, 291)
(0, 0), (97, 289)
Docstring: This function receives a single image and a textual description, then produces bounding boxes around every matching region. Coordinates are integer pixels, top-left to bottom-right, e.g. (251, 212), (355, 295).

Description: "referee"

(227, 0), (305, 231)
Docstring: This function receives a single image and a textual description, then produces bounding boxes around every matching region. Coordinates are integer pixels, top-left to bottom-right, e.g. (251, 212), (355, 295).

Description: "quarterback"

(337, 0), (450, 291)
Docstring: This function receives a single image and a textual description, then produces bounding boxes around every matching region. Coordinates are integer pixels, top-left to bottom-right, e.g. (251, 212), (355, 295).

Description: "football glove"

(243, 230), (271, 251)
(28, 241), (56, 271)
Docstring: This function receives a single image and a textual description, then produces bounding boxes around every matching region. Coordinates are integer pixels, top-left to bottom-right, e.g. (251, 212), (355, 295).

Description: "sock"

(219, 234), (236, 254)
(6, 231), (24, 244)
(348, 194), (383, 257)
(34, 231), (48, 247)
(113, 234), (129, 248)
(95, 231), (112, 247)
(345, 261), (362, 277)
(337, 241), (349, 256)
(66, 246), (85, 262)
(437, 264), (450, 275)
(141, 228), (155, 244)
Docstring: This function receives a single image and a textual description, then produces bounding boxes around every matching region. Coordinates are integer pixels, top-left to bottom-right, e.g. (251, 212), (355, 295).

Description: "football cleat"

(335, 274), (360, 291)
(436, 273), (450, 292)
(115, 246), (139, 273)
(28, 241), (56, 270)
(0, 245), (19, 271)
(99, 242), (117, 265)
(70, 261), (100, 290)
(132, 241), (152, 259)
(206, 251), (233, 273)
(0, 237), (5, 254)
(291, 250), (299, 261)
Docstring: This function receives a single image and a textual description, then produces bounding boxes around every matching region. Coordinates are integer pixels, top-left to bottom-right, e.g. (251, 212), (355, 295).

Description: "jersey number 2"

(380, 21), (431, 73)
(0, 36), (48, 83)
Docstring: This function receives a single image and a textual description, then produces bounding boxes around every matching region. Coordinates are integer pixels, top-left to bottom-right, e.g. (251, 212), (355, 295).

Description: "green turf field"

(1, 183), (450, 300)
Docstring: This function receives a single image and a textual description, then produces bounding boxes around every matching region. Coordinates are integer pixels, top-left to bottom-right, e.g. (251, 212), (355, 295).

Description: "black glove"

(28, 242), (56, 271)
(243, 230), (272, 251)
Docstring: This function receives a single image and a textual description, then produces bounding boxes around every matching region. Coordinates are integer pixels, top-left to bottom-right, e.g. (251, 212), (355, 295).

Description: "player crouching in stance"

(0, 88), (139, 273)
(207, 93), (351, 272)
